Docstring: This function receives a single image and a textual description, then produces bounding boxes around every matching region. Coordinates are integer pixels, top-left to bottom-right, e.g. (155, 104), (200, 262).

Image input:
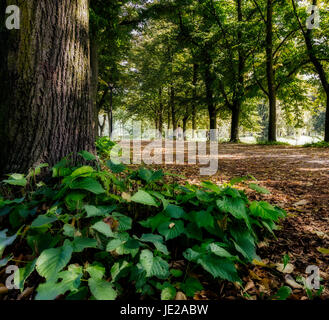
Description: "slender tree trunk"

(266, 0), (277, 142)
(192, 63), (198, 138)
(230, 104), (241, 142)
(0, 0), (95, 174)
(90, 37), (99, 139)
(170, 85), (177, 131)
(108, 87), (113, 137)
(326, 94), (329, 142)
(295, 0), (329, 142)
(204, 53), (217, 141)
(158, 87), (163, 137)
(230, 0), (244, 143)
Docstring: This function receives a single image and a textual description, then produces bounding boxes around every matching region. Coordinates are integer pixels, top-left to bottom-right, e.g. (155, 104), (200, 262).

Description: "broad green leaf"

(170, 269), (183, 277)
(195, 210), (214, 229)
(70, 177), (105, 194)
(91, 221), (114, 237)
(86, 262), (105, 280)
(111, 260), (130, 282)
(106, 239), (125, 251)
(138, 167), (153, 182)
(158, 220), (184, 240)
(165, 204), (185, 219)
(209, 243), (235, 259)
(249, 201), (280, 221)
(31, 215), (57, 228)
(183, 248), (202, 261)
(139, 249), (169, 279)
(36, 245), (73, 280)
(14, 259), (37, 290)
(112, 212), (132, 231)
(71, 237), (98, 252)
(88, 278), (117, 300)
(217, 197), (247, 220)
(231, 228), (259, 262)
(84, 204), (116, 218)
(0, 255), (12, 267)
(181, 277), (203, 297)
(139, 213), (170, 232)
(106, 160), (126, 173)
(63, 224), (75, 238)
(139, 234), (169, 255)
(71, 166), (94, 177)
(0, 229), (17, 257)
(249, 183), (270, 194)
(78, 151), (96, 161)
(64, 192), (86, 211)
(36, 265), (83, 300)
(197, 255), (241, 282)
(271, 286), (292, 300)
(186, 223), (203, 241)
(131, 190), (159, 207)
(3, 173), (27, 187)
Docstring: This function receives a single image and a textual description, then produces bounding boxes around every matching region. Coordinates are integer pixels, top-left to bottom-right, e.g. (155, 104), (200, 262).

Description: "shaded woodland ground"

(136, 142), (329, 299)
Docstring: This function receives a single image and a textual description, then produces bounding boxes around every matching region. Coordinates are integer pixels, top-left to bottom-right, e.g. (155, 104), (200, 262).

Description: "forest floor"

(139, 142), (329, 300)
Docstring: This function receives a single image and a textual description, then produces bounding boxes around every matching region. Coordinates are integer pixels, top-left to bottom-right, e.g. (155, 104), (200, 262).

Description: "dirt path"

(140, 142), (329, 299)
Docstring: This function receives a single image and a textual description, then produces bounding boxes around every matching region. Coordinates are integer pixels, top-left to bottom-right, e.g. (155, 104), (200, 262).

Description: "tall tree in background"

(0, 0), (95, 174)
(292, 0), (329, 142)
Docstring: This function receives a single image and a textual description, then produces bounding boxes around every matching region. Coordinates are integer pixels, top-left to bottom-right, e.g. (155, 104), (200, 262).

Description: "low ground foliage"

(0, 150), (287, 300)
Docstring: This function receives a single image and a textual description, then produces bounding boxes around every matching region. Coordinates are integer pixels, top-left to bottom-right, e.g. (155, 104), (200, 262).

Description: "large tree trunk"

(90, 37), (99, 139)
(0, 0), (95, 175)
(266, 0), (277, 142)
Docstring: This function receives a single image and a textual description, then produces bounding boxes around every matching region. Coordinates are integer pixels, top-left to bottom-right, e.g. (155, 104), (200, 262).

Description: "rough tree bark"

(0, 0), (96, 175)
(90, 37), (99, 139)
